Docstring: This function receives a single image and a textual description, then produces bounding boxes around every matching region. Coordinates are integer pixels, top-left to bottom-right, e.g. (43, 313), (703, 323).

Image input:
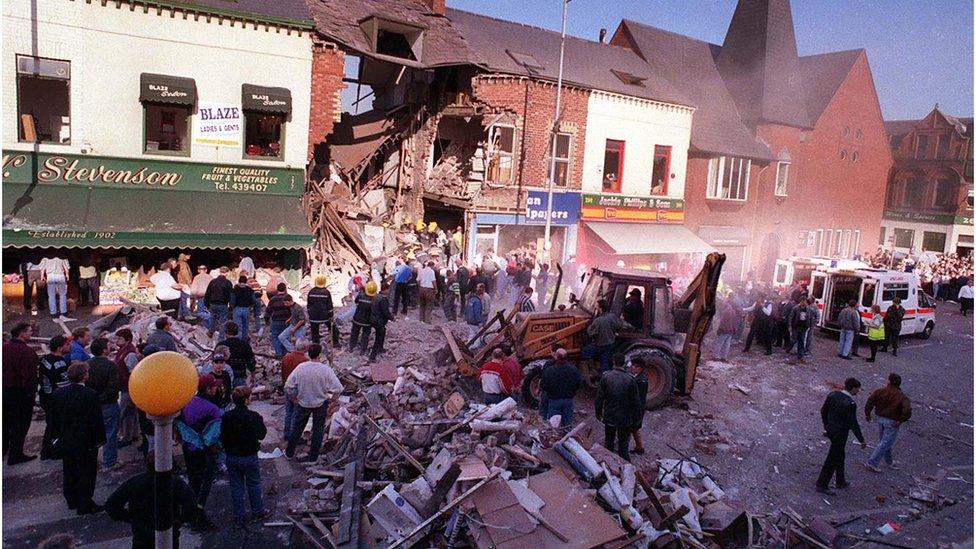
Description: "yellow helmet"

(428, 221), (438, 232)
(365, 280), (378, 296)
(415, 220), (426, 231)
(314, 274), (327, 288)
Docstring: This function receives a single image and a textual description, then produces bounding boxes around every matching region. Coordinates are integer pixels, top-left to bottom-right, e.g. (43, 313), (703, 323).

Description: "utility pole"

(543, 0), (570, 262)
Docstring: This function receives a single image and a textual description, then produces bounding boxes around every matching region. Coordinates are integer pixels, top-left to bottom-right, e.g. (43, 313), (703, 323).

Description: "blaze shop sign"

(580, 193), (684, 223)
(2, 151), (302, 196)
(524, 190), (581, 225)
(193, 102), (243, 147)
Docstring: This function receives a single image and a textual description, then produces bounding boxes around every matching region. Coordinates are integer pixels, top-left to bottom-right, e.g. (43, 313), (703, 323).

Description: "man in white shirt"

(417, 261), (437, 323)
(959, 279), (974, 317)
(284, 344), (343, 462)
(150, 262), (183, 318)
(40, 256), (71, 319)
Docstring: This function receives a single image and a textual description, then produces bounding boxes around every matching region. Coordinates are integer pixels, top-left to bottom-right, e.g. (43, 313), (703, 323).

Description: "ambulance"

(809, 267), (936, 339)
(773, 256), (869, 289)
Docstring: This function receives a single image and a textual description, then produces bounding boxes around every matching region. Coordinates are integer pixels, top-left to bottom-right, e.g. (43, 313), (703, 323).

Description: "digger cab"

(577, 266), (676, 343)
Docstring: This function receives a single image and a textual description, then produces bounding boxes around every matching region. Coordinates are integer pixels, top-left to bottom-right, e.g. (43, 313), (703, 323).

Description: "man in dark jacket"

(349, 285), (375, 355)
(220, 386), (271, 525)
(456, 265), (470, 315)
(40, 335), (72, 460)
(106, 463), (204, 547)
(52, 362), (106, 514)
(87, 338), (121, 469)
(263, 283), (291, 358)
(879, 298), (905, 356)
(370, 283), (395, 362)
(743, 298), (773, 355)
(776, 298), (794, 349)
(583, 299), (628, 371)
(218, 322), (256, 388)
(204, 267), (233, 339)
(595, 354), (642, 460)
(307, 274), (339, 347)
(789, 298), (813, 361)
(3, 322), (39, 465)
(864, 373), (912, 472)
(539, 348), (582, 427)
(816, 377), (866, 495)
(230, 275), (256, 340)
(629, 357), (649, 455)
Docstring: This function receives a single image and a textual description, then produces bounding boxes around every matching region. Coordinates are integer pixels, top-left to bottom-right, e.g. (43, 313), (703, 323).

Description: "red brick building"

(882, 107), (974, 255)
(612, 0), (892, 281)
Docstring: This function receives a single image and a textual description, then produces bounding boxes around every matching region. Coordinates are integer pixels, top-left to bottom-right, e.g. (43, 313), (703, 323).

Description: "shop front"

(696, 225), (752, 282)
(577, 192), (713, 286)
(467, 190), (581, 264)
(881, 209), (974, 256)
(2, 150), (312, 311)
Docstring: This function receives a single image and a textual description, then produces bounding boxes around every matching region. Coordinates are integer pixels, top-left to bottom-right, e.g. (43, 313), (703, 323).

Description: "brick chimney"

(422, 0), (445, 15)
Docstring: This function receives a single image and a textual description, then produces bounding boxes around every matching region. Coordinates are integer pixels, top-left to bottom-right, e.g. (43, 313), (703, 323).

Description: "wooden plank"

(364, 415), (427, 479)
(434, 406), (487, 441)
(285, 515), (328, 549)
(335, 428), (366, 548)
(388, 471), (500, 549)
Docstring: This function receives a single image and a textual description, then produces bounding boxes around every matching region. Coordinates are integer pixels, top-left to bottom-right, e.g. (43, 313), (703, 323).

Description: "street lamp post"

(543, 0), (570, 263)
(128, 351), (198, 549)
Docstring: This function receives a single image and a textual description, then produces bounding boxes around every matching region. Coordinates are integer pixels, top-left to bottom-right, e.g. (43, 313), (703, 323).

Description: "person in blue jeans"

(204, 267), (233, 340)
(230, 275), (256, 341)
(539, 348), (582, 427)
(85, 338), (121, 469)
(864, 373), (912, 472)
(220, 386), (271, 526)
(263, 283), (291, 358)
(789, 298), (812, 361)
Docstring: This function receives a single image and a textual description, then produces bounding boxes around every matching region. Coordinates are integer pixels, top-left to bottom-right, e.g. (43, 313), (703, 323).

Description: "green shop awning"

(2, 183), (313, 249)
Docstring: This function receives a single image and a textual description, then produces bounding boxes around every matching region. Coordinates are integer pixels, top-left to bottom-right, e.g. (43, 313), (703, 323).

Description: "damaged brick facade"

(308, 39), (345, 160)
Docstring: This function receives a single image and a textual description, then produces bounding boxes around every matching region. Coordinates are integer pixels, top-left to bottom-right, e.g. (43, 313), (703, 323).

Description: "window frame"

(706, 156), (750, 201)
(921, 231), (947, 252)
(852, 230), (861, 257)
(915, 134), (929, 160)
(242, 110), (286, 161)
(142, 102), (192, 157)
(936, 134), (949, 159)
(881, 283), (910, 303)
(487, 124), (517, 184)
(548, 131), (572, 188)
(602, 139), (625, 193)
(774, 160), (790, 196)
(16, 54), (71, 145)
(651, 144), (671, 196)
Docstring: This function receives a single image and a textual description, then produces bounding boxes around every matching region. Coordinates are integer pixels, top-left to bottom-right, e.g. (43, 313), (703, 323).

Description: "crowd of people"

(863, 248), (974, 304)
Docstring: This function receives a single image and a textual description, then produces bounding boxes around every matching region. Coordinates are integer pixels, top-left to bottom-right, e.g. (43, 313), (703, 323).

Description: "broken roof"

(614, 20), (770, 160)
(329, 110), (400, 172)
(798, 49), (862, 124)
(446, 8), (691, 108)
(305, 0), (471, 67)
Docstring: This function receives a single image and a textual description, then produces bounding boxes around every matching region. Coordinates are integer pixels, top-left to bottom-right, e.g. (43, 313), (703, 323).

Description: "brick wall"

(308, 40), (345, 160)
(471, 75), (589, 210)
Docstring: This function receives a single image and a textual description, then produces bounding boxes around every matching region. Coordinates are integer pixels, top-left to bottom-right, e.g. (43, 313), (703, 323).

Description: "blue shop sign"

(525, 190), (581, 225)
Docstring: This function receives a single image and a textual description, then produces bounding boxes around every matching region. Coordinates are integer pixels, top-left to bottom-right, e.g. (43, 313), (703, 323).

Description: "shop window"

(936, 134), (949, 159)
(882, 283), (910, 302)
(548, 132), (571, 187)
(603, 139), (625, 193)
(244, 112), (285, 159)
(487, 125), (516, 183)
(706, 156), (750, 201)
(893, 228), (914, 249)
(915, 134), (928, 159)
(651, 145), (670, 195)
(774, 161), (789, 196)
(922, 231), (947, 252)
(16, 55), (70, 144)
(144, 104), (190, 154)
(475, 225), (499, 257)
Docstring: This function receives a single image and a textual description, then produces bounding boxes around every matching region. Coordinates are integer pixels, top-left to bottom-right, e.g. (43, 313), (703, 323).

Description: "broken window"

(706, 156), (750, 201)
(244, 112), (285, 159)
(487, 125), (516, 183)
(17, 55), (70, 144)
(362, 17), (424, 61)
(603, 139), (624, 193)
(548, 133), (571, 187)
(144, 104), (190, 154)
(651, 145), (670, 195)
(775, 161), (790, 196)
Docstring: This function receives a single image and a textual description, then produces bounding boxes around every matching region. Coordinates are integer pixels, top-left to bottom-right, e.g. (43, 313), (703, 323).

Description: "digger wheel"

(520, 361), (547, 409)
(626, 349), (675, 410)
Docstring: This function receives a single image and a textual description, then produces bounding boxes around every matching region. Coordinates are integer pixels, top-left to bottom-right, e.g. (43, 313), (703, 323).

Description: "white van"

(773, 257), (869, 289)
(809, 267), (936, 339)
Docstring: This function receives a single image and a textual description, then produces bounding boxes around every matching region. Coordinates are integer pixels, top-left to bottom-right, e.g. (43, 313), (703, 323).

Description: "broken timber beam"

(388, 471), (500, 549)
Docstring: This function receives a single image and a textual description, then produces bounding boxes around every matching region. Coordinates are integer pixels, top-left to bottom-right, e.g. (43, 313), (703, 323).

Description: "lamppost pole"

(543, 0), (570, 262)
(151, 414), (176, 549)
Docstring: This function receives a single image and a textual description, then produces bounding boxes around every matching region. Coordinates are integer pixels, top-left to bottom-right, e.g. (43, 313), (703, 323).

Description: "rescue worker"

(307, 274), (338, 347)
(349, 281), (376, 355)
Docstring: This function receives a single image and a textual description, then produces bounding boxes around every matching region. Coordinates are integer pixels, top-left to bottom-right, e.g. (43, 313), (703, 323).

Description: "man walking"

(864, 373), (912, 473)
(40, 335), (72, 460)
(204, 267), (234, 339)
(743, 298), (773, 355)
(880, 298), (905, 357)
(712, 300), (738, 362)
(418, 261), (437, 323)
(539, 348), (582, 427)
(87, 338), (121, 470)
(52, 362), (106, 514)
(307, 274), (338, 347)
(837, 300), (860, 359)
(595, 354), (642, 460)
(959, 278), (974, 316)
(285, 344), (344, 462)
(218, 322), (256, 388)
(3, 322), (40, 464)
(370, 283), (395, 362)
(816, 378), (866, 495)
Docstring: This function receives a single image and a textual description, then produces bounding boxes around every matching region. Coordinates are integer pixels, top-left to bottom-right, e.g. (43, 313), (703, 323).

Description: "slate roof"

(716, 0), (810, 128)
(798, 49), (862, 124)
(615, 20), (770, 159)
(883, 119), (919, 139)
(305, 0), (471, 67)
(445, 9), (690, 108)
(153, 0), (312, 26)
(329, 110), (399, 171)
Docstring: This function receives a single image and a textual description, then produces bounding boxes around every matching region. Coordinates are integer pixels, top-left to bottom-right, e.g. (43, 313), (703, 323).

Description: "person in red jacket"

(3, 322), (40, 465)
(477, 348), (516, 405)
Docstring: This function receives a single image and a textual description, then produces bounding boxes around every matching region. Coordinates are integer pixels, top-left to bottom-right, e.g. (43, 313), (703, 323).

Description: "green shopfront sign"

(883, 209), (973, 227)
(2, 150), (303, 196)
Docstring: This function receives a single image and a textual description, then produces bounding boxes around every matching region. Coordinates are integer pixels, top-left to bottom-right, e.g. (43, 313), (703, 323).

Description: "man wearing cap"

(204, 267), (233, 339)
(349, 282), (376, 355)
(307, 274), (339, 347)
(285, 344), (343, 462)
(39, 334), (72, 460)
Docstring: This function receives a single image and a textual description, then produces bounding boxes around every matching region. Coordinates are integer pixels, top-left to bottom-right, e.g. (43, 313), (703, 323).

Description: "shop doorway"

(422, 196), (466, 233)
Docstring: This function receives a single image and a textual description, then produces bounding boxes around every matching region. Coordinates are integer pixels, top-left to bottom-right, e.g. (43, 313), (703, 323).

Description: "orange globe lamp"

(129, 351), (197, 416)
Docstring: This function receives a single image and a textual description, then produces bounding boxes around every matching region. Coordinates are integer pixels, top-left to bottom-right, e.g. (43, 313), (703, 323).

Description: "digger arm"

(675, 252), (726, 394)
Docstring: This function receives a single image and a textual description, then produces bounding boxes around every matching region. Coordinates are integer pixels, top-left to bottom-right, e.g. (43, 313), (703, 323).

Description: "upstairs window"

(602, 139), (625, 193)
(651, 145), (670, 195)
(548, 132), (571, 187)
(140, 73), (196, 155)
(17, 55), (71, 144)
(936, 134), (949, 159)
(487, 124), (516, 183)
(706, 156), (750, 201)
(915, 134), (929, 159)
(775, 161), (790, 196)
(933, 178), (957, 209)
